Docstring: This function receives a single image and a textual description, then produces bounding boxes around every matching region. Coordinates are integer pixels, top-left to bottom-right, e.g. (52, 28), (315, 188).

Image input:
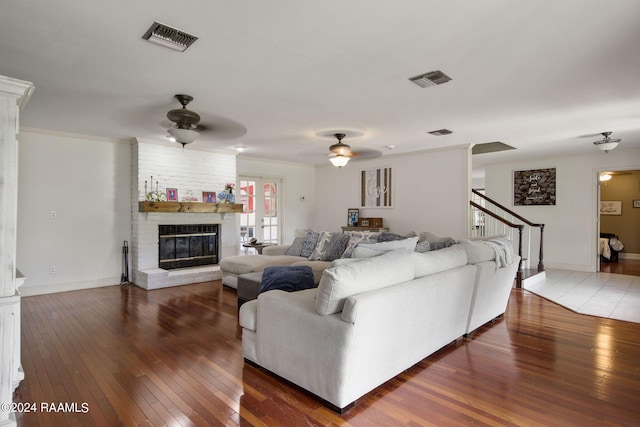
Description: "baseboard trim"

(19, 276), (120, 296)
(619, 253), (640, 260)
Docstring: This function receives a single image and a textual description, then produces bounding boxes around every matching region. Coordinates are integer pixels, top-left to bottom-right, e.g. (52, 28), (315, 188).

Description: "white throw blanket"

(483, 238), (515, 269)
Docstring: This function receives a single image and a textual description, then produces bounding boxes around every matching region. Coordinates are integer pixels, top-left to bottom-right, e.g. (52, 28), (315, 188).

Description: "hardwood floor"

(600, 257), (640, 276)
(14, 281), (640, 426)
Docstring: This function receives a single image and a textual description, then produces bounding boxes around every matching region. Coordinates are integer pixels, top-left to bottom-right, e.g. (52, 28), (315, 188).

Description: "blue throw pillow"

(259, 265), (315, 293)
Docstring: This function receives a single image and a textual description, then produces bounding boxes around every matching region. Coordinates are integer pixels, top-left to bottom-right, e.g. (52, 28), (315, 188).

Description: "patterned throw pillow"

(321, 233), (351, 261)
(309, 231), (333, 260)
(300, 231), (319, 258)
(341, 231), (380, 258)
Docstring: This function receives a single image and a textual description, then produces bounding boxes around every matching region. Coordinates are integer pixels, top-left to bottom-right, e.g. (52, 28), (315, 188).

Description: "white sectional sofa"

(239, 241), (519, 413)
(220, 229), (453, 289)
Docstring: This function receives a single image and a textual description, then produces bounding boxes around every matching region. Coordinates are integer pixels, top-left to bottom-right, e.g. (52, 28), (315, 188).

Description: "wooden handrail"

(472, 189), (543, 228)
(470, 190), (546, 288)
(469, 201), (523, 230)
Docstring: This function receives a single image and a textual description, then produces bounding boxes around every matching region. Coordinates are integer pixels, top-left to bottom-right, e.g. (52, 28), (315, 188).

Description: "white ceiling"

(1, 0), (639, 167)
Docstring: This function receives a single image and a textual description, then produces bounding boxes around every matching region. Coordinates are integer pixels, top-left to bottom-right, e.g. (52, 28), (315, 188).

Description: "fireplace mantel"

(139, 201), (243, 214)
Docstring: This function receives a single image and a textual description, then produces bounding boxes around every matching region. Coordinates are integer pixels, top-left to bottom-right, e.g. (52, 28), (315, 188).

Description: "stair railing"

(470, 189), (545, 287)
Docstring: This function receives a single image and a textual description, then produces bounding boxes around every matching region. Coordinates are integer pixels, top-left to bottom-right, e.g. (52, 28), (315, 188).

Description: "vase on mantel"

(225, 188), (235, 203)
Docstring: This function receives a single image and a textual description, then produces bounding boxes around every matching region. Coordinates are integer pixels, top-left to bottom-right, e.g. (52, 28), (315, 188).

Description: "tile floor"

(525, 269), (640, 323)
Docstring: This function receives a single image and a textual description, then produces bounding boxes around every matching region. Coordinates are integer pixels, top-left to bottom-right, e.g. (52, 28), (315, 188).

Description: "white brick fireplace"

(132, 138), (238, 289)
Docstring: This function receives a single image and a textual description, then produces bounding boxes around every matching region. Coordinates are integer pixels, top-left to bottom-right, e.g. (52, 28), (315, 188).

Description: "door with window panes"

(239, 176), (281, 249)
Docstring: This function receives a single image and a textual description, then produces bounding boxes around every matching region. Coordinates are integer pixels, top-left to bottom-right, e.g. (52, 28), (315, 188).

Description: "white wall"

(484, 146), (640, 272)
(237, 157), (315, 243)
(17, 130), (132, 295)
(314, 146), (472, 239)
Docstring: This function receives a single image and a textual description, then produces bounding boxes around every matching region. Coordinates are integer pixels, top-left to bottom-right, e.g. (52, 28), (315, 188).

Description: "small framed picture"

(202, 191), (216, 203)
(633, 200), (640, 208)
(166, 188), (178, 201)
(347, 208), (359, 227)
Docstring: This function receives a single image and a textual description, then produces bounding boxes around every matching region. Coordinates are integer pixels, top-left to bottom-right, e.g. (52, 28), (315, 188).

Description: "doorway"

(239, 176), (282, 250)
(597, 169), (640, 276)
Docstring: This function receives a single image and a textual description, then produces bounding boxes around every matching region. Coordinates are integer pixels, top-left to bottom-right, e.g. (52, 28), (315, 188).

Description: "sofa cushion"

(342, 231), (381, 258)
(260, 265), (315, 293)
(414, 231), (456, 253)
(290, 260), (332, 285)
(412, 244), (468, 278)
(220, 255), (306, 275)
(285, 236), (306, 256)
(309, 231), (333, 260)
(300, 230), (320, 258)
(352, 236), (419, 258)
(315, 248), (416, 315)
(377, 232), (406, 242)
(321, 233), (351, 261)
(457, 239), (496, 264)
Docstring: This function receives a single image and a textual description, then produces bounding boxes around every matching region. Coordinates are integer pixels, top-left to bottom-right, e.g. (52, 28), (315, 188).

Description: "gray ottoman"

(237, 271), (263, 310)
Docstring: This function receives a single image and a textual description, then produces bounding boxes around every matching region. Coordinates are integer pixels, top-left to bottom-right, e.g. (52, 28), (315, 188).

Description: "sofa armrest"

(262, 245), (291, 256)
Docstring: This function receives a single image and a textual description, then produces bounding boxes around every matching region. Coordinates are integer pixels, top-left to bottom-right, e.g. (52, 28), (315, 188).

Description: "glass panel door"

(239, 176), (281, 249)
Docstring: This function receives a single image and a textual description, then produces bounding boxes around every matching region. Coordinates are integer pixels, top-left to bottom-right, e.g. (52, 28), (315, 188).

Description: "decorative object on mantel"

(166, 188), (178, 202)
(361, 167), (393, 208)
(358, 217), (383, 228)
(145, 176), (167, 202)
(182, 190), (198, 202)
(513, 168), (556, 206)
(221, 182), (236, 203)
(347, 208), (359, 227)
(202, 191), (216, 203)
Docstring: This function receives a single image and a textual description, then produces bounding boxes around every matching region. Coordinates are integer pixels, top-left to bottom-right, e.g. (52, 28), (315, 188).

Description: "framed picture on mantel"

(513, 168), (556, 206)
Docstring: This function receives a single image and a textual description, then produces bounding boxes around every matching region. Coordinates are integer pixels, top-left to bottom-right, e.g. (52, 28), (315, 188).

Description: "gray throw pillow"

(377, 232), (406, 242)
(300, 231), (319, 258)
(285, 236), (306, 256)
(321, 233), (351, 261)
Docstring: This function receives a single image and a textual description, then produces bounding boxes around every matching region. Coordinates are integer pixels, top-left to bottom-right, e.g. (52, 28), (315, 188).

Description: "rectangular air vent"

(428, 129), (453, 136)
(409, 70), (452, 88)
(142, 22), (198, 52)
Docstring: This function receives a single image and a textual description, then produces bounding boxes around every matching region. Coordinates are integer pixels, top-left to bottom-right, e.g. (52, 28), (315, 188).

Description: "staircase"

(470, 189), (545, 288)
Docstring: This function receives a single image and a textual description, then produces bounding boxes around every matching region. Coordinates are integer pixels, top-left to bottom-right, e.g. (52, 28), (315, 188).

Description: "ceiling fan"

(166, 94), (202, 147)
(326, 132), (382, 168)
(593, 132), (621, 153)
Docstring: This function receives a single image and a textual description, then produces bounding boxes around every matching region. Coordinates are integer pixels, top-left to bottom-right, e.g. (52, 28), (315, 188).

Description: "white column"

(0, 75), (34, 427)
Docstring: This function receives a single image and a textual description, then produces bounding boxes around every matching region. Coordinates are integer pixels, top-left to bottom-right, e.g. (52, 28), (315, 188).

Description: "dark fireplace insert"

(158, 224), (219, 270)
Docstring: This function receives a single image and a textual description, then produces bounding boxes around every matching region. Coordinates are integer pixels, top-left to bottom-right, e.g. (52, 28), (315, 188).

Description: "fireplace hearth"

(158, 224), (219, 270)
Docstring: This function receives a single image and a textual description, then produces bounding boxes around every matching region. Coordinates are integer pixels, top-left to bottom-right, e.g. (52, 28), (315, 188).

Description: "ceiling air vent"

(142, 22), (198, 52)
(409, 70), (452, 88)
(428, 129), (453, 136)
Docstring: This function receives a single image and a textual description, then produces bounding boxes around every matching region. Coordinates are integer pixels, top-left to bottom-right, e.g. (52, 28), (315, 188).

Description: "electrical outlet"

(49, 265), (56, 274)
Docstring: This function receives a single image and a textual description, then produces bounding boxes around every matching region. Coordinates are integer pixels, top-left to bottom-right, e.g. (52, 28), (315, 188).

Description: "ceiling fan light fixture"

(595, 141), (619, 153)
(329, 156), (350, 168)
(168, 127), (199, 146)
(593, 132), (621, 153)
(166, 94), (201, 147)
(328, 133), (352, 168)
